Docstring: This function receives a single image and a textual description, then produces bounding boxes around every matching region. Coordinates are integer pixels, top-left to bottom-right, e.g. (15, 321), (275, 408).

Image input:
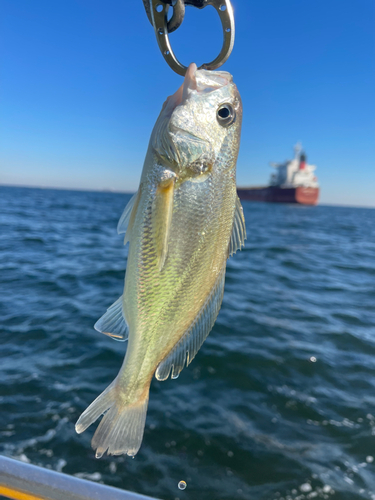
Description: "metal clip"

(144, 0), (185, 34)
(148, 0), (235, 76)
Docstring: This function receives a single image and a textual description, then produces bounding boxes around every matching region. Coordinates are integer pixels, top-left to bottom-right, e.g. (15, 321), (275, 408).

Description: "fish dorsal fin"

(94, 296), (129, 342)
(117, 190), (141, 245)
(228, 196), (246, 257)
(152, 177), (175, 271)
(155, 267), (226, 381)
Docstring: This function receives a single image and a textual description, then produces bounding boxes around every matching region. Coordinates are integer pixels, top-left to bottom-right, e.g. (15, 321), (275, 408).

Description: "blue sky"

(1, 0), (374, 206)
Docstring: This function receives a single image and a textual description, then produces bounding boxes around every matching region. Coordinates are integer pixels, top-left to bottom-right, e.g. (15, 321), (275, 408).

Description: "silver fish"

(75, 63), (246, 458)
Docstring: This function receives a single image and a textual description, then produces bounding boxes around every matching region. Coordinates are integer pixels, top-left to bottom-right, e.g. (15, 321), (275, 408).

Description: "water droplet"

(300, 483), (312, 492)
(227, 451), (234, 457)
(309, 356), (317, 362)
(178, 481), (187, 490)
(366, 455), (374, 463)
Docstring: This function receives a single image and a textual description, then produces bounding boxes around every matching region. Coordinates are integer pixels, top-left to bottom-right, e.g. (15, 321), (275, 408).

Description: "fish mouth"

(162, 63), (232, 116)
(161, 63), (197, 116)
(181, 62), (198, 102)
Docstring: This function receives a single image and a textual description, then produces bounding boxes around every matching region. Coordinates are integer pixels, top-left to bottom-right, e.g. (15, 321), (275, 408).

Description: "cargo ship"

(237, 144), (319, 205)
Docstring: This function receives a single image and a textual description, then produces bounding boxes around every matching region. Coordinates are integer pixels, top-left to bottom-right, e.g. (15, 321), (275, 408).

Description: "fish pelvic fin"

(117, 189), (141, 245)
(152, 176), (175, 271)
(94, 296), (129, 341)
(228, 196), (246, 257)
(156, 265), (226, 381)
(75, 381), (149, 458)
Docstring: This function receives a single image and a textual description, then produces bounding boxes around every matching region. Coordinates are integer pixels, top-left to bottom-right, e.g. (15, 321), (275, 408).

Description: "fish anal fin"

(94, 296), (129, 342)
(228, 196), (246, 257)
(152, 176), (175, 271)
(155, 267), (226, 381)
(117, 189), (141, 245)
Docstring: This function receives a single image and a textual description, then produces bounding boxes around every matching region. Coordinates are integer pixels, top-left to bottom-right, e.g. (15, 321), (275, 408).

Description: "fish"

(75, 63), (246, 458)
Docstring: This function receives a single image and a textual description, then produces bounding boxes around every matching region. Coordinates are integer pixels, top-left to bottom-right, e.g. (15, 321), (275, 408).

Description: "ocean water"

(1, 185), (375, 500)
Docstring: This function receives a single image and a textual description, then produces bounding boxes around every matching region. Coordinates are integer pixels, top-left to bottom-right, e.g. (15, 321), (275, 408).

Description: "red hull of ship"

(237, 186), (319, 205)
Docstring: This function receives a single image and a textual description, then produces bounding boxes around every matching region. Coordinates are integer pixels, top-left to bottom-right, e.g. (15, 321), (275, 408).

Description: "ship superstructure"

(237, 144), (320, 205)
(270, 143), (319, 190)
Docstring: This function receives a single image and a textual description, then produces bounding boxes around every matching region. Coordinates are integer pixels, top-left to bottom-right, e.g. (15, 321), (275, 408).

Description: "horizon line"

(1, 183), (374, 210)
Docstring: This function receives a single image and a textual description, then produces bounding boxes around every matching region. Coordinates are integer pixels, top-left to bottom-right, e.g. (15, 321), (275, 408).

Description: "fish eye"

(217, 104), (236, 127)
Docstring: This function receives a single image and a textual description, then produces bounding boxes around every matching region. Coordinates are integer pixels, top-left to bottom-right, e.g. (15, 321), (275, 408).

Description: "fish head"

(152, 63), (242, 179)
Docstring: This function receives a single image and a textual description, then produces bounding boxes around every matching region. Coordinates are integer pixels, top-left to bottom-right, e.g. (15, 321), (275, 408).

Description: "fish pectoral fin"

(94, 296), (129, 341)
(155, 266), (226, 381)
(228, 196), (246, 257)
(152, 177), (175, 271)
(117, 189), (141, 245)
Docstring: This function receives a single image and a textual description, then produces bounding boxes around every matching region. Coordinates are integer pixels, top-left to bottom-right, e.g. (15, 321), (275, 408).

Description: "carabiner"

(148, 0), (235, 76)
(144, 0), (185, 34)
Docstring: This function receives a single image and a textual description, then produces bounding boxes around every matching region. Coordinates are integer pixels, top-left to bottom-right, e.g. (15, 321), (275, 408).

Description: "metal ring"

(149, 0), (235, 76)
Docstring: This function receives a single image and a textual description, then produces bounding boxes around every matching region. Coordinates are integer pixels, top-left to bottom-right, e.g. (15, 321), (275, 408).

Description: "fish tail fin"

(75, 380), (149, 458)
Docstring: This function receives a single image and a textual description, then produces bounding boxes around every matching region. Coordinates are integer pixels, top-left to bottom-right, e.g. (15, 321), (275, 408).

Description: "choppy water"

(1, 185), (375, 500)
